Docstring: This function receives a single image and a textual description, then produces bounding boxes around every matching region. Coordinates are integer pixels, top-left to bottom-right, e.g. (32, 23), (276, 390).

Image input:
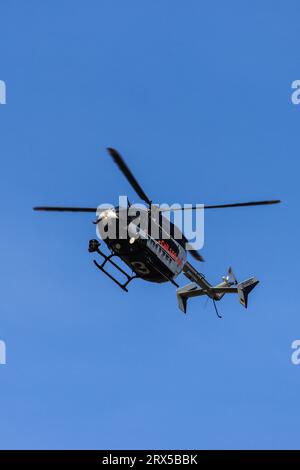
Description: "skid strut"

(88, 239), (138, 292)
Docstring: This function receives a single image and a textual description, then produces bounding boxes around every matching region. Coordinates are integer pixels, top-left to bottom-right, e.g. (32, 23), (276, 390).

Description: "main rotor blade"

(107, 147), (151, 205)
(33, 206), (97, 212)
(188, 248), (205, 262)
(159, 200), (281, 212)
(182, 234), (204, 262)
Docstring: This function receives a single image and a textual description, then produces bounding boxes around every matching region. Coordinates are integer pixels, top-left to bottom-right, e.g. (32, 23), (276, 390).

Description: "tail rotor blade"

(228, 266), (238, 285)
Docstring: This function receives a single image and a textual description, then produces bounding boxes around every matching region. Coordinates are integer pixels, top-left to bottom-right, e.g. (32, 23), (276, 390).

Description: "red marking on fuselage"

(158, 239), (182, 267)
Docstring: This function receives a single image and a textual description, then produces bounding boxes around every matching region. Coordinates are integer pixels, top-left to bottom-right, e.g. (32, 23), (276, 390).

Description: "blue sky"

(0, 0), (299, 449)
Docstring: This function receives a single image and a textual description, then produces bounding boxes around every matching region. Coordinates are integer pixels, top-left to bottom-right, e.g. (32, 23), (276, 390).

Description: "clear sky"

(0, 0), (299, 450)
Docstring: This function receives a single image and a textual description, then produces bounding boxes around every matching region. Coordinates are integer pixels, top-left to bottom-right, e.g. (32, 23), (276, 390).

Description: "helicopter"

(34, 147), (280, 314)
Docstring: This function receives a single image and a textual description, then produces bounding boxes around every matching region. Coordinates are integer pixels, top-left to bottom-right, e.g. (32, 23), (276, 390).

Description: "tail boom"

(177, 262), (259, 313)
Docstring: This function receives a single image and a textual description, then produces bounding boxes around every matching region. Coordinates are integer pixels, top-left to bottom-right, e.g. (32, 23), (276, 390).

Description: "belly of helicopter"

(105, 237), (186, 283)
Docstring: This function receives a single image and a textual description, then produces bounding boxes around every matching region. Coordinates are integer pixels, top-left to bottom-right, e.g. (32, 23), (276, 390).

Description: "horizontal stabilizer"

(176, 283), (205, 313)
(178, 264), (259, 313)
(237, 277), (259, 308)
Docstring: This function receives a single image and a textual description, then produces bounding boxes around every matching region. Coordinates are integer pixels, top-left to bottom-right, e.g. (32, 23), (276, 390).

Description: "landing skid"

(88, 239), (139, 292)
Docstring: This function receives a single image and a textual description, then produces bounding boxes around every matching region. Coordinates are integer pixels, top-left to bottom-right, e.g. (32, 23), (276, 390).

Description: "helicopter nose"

(98, 208), (118, 220)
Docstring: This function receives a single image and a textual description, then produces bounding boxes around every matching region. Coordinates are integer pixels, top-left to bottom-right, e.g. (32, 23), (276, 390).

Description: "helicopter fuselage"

(98, 207), (187, 283)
